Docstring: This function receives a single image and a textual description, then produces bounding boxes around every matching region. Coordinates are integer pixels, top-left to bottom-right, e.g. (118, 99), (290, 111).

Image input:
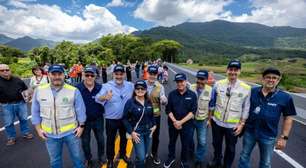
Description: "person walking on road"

(31, 64), (86, 168)
(122, 80), (157, 168)
(76, 67), (106, 168)
(135, 61), (141, 79)
(208, 60), (251, 168)
(146, 65), (168, 165)
(164, 73), (197, 168)
(190, 70), (213, 168)
(239, 67), (296, 168)
(0, 64), (33, 146)
(30, 66), (49, 89)
(95, 64), (134, 168)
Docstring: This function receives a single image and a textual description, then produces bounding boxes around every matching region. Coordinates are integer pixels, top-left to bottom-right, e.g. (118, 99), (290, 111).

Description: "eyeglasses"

(85, 74), (95, 78)
(0, 69), (10, 72)
(135, 87), (146, 91)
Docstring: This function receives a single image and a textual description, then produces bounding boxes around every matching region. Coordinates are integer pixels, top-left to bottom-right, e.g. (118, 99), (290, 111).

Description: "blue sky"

(1, 0), (306, 42)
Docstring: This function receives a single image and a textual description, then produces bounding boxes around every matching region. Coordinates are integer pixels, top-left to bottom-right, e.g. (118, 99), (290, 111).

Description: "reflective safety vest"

(190, 84), (212, 120)
(36, 83), (78, 135)
(149, 81), (162, 117)
(214, 79), (251, 124)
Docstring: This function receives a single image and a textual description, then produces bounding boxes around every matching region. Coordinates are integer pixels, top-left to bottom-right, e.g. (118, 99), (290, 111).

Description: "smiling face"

(83, 72), (96, 86)
(113, 71), (125, 85)
(227, 67), (240, 81)
(176, 80), (187, 92)
(135, 86), (147, 97)
(262, 74), (281, 90)
(49, 72), (65, 86)
(0, 64), (11, 79)
(196, 78), (207, 89)
(148, 73), (157, 83)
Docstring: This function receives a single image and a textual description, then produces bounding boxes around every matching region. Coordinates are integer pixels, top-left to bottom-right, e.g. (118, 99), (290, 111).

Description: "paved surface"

(0, 67), (305, 168)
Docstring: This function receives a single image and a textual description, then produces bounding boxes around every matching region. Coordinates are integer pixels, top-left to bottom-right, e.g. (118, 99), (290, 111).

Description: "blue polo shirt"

(76, 82), (104, 121)
(166, 88), (197, 126)
(245, 87), (296, 139)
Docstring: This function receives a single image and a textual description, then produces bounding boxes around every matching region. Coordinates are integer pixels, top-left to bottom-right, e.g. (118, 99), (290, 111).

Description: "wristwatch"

(281, 135), (289, 140)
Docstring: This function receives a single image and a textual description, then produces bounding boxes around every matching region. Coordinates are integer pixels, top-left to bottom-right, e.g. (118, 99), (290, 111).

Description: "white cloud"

(106, 0), (125, 7)
(0, 3), (137, 42)
(134, 0), (306, 28)
(226, 0), (306, 28)
(134, 0), (232, 26)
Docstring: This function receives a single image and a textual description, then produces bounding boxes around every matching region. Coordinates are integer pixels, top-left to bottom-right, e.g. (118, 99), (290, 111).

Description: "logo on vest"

(203, 91), (209, 96)
(62, 97), (69, 104)
(238, 93), (243, 97)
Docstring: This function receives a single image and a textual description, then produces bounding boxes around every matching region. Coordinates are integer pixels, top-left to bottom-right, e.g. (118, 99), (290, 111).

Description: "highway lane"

(0, 69), (305, 168)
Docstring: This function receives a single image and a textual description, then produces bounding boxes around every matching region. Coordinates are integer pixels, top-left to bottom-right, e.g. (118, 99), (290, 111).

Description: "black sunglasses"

(0, 69), (10, 72)
(85, 74), (95, 78)
(135, 87), (146, 91)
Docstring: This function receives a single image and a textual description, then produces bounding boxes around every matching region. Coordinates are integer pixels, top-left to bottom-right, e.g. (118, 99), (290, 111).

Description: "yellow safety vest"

(214, 79), (251, 124)
(149, 81), (162, 117)
(190, 84), (212, 120)
(36, 83), (78, 135)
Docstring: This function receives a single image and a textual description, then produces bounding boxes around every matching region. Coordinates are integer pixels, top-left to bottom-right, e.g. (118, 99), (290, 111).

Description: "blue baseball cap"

(84, 67), (96, 74)
(227, 60), (241, 69)
(48, 64), (64, 73)
(134, 80), (147, 89)
(174, 73), (187, 81)
(196, 70), (208, 79)
(113, 64), (125, 73)
(148, 65), (158, 74)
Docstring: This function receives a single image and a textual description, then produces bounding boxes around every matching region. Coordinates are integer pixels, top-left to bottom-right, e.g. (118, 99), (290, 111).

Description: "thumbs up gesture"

(99, 90), (113, 101)
(105, 90), (113, 101)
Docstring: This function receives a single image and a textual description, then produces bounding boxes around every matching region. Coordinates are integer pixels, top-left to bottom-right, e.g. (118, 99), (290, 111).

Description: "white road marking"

(167, 63), (305, 168)
(274, 149), (304, 168)
(0, 115), (32, 132)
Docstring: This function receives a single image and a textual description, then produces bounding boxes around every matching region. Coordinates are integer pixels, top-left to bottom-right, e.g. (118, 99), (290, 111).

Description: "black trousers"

(105, 119), (127, 161)
(151, 116), (161, 156)
(81, 118), (105, 161)
(168, 122), (194, 168)
(211, 120), (238, 168)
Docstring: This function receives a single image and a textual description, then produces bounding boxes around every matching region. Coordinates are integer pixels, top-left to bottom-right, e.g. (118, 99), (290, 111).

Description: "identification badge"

(254, 106), (261, 114)
(203, 91), (209, 96)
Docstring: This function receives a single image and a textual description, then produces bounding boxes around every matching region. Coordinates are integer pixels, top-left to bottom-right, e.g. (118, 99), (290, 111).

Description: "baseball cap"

(48, 64), (64, 73)
(174, 73), (187, 81)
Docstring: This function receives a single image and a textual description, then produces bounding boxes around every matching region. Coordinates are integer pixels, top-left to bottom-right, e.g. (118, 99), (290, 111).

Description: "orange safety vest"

(143, 67), (148, 80)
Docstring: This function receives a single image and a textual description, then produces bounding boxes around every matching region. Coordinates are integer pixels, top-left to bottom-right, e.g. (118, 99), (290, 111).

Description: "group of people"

(0, 59), (297, 168)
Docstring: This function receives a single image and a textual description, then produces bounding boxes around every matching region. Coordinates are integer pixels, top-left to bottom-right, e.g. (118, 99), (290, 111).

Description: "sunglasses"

(0, 69), (10, 72)
(85, 74), (95, 78)
(135, 87), (146, 91)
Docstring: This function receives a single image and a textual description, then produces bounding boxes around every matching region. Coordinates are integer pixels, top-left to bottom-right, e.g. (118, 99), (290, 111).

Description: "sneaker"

(23, 133), (34, 140)
(153, 156), (161, 165)
(180, 161), (184, 168)
(6, 138), (16, 146)
(107, 160), (114, 168)
(207, 160), (222, 168)
(163, 158), (175, 168)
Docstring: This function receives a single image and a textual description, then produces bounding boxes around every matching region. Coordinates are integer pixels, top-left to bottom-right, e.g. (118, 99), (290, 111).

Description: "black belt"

(0, 100), (23, 104)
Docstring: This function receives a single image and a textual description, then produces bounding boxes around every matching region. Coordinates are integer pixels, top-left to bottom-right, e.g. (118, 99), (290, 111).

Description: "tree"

(53, 41), (79, 67)
(151, 40), (182, 63)
(28, 46), (54, 66)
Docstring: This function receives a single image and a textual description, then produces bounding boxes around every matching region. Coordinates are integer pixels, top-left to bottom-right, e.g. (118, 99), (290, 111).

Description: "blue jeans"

(46, 134), (84, 168)
(1, 101), (30, 139)
(239, 130), (276, 168)
(194, 119), (208, 162)
(133, 130), (152, 168)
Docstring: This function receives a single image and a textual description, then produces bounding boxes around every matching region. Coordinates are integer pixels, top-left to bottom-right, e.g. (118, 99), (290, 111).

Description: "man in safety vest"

(190, 70), (213, 168)
(146, 65), (168, 165)
(31, 64), (87, 168)
(208, 60), (251, 168)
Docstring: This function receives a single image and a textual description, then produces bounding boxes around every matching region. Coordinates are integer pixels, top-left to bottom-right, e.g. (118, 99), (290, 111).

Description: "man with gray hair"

(0, 64), (33, 146)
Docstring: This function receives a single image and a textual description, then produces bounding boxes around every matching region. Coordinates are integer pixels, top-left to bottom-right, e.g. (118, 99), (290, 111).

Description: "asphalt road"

(0, 67), (305, 168)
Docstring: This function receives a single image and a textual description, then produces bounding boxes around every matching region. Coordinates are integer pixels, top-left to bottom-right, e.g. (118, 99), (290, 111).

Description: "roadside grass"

(180, 58), (306, 93)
